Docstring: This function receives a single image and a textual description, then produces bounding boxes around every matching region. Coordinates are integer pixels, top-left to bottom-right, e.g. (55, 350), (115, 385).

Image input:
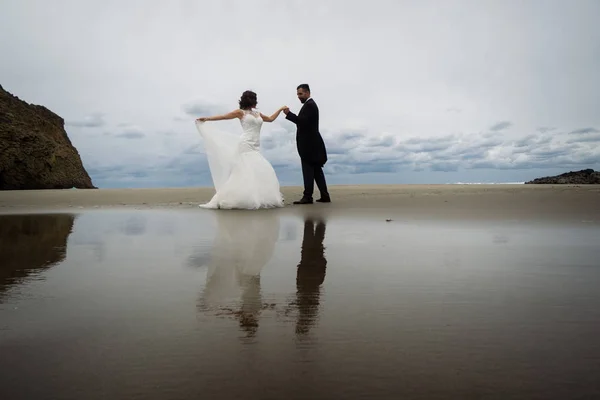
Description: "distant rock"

(0, 84), (95, 190)
(525, 169), (600, 184)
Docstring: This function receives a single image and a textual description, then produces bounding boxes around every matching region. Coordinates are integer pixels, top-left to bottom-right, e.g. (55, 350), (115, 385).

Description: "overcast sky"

(2, 0), (599, 187)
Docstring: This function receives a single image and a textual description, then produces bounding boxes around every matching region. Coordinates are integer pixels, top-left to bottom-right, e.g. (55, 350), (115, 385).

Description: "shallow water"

(1, 209), (600, 400)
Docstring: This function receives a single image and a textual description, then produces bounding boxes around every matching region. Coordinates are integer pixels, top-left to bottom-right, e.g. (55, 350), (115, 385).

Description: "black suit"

(285, 98), (329, 199)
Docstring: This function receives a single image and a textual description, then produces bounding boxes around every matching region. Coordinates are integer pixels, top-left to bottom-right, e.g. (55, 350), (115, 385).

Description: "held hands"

(198, 107), (288, 123)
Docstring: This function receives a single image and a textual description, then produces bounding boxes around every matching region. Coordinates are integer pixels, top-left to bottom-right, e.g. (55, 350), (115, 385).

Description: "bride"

(195, 90), (286, 209)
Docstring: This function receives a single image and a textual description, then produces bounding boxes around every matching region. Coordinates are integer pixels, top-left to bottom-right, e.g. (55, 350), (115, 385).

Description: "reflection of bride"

(197, 210), (280, 336)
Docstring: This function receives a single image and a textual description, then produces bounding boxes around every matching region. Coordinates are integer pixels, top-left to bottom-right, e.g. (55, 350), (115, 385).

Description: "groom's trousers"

(301, 160), (329, 199)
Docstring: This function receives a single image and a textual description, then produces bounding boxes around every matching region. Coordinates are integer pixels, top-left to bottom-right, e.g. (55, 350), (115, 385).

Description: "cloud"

(536, 127), (556, 133)
(181, 100), (229, 119)
(566, 133), (600, 144)
(430, 161), (461, 172)
(313, 124), (600, 175)
(87, 160), (210, 189)
(66, 113), (106, 128)
(366, 134), (397, 148)
(58, 115), (600, 187)
(569, 127), (600, 135)
(2, 0), (599, 186)
(115, 132), (144, 139)
(490, 121), (513, 131)
(111, 125), (145, 139)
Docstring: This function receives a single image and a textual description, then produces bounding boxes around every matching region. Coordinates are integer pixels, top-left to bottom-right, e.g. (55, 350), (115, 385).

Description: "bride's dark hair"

(238, 90), (258, 110)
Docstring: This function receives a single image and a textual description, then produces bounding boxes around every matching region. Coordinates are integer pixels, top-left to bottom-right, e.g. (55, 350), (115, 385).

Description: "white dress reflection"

(198, 210), (280, 337)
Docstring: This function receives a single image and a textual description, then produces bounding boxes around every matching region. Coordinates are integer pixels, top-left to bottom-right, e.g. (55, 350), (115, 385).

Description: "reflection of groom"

(294, 218), (327, 335)
(283, 84), (331, 204)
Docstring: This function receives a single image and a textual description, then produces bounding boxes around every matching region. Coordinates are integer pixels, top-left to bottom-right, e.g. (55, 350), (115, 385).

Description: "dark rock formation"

(525, 169), (600, 184)
(0, 84), (95, 190)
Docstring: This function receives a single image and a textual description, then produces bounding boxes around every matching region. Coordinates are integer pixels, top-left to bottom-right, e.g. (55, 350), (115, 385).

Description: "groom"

(283, 84), (331, 204)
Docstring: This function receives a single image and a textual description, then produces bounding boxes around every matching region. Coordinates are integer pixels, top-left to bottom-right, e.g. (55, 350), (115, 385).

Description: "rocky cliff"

(0, 84), (95, 190)
(525, 169), (600, 184)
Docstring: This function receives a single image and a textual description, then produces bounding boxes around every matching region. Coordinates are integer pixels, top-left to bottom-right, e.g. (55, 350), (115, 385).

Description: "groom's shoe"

(293, 197), (313, 205)
(316, 196), (331, 203)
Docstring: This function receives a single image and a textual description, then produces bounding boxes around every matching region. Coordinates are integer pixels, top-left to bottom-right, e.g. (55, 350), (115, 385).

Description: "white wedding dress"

(195, 109), (284, 209)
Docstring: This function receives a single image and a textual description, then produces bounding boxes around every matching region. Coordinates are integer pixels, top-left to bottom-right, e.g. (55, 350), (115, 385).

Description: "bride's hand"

(196, 117), (208, 122)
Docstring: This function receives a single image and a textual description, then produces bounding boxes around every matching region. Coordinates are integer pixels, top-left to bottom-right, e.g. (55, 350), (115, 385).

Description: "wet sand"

(1, 187), (600, 399)
(1, 184), (599, 221)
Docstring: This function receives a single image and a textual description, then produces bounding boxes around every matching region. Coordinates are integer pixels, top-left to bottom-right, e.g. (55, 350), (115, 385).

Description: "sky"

(1, 0), (599, 187)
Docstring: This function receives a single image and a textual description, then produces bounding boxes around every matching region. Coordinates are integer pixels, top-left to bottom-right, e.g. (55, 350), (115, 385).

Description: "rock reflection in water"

(0, 213), (75, 301)
(197, 210), (280, 337)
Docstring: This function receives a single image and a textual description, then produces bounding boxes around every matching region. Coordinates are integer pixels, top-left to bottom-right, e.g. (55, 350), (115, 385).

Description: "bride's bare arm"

(196, 109), (244, 122)
(260, 106), (287, 123)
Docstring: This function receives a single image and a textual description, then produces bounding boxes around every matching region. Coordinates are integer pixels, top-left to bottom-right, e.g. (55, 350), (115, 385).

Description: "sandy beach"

(1, 184), (599, 221)
(3, 186), (600, 399)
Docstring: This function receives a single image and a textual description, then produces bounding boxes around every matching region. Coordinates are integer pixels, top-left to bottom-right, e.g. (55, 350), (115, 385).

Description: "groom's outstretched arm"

(285, 110), (298, 124)
(285, 103), (316, 125)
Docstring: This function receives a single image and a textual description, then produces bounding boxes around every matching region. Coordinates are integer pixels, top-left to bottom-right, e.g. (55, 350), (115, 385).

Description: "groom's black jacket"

(285, 99), (328, 166)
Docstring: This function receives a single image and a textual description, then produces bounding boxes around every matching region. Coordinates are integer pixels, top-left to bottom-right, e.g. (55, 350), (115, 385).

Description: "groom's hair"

(297, 84), (310, 93)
